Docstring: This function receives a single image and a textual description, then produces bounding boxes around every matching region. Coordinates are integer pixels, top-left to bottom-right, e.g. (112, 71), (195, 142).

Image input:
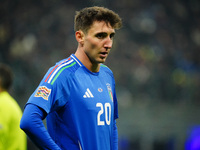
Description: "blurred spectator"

(1, 0), (200, 103)
(185, 126), (200, 150)
(0, 63), (27, 150)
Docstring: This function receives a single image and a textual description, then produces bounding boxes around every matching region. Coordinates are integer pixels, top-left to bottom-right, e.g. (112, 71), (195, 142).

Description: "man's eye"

(110, 33), (115, 39)
(96, 33), (106, 39)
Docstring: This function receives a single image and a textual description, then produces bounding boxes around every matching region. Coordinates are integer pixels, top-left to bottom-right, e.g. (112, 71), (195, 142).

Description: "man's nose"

(104, 37), (113, 50)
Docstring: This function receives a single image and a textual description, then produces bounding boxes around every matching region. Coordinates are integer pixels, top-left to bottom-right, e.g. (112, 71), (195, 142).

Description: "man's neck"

(75, 48), (100, 72)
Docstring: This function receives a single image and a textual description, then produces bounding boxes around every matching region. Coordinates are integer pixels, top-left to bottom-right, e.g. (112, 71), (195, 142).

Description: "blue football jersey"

(27, 54), (118, 150)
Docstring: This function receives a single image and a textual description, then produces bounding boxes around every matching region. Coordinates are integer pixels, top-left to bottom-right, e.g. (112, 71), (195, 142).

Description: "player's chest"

(69, 73), (114, 105)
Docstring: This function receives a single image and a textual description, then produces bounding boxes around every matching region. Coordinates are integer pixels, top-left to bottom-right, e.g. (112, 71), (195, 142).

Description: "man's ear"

(75, 30), (84, 45)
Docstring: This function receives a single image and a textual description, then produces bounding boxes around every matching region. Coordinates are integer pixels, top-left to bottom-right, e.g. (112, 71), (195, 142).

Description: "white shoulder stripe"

(71, 55), (82, 66)
(47, 59), (74, 84)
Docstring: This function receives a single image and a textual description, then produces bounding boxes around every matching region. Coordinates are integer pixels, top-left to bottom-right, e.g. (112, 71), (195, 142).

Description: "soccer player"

(0, 63), (27, 150)
(20, 6), (122, 150)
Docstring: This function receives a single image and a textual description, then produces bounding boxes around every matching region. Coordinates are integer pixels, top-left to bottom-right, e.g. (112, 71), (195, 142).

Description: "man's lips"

(99, 52), (108, 58)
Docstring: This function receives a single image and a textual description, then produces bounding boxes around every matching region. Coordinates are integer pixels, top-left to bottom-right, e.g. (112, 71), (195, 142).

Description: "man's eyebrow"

(95, 32), (107, 37)
(95, 32), (115, 36)
(96, 32), (106, 34)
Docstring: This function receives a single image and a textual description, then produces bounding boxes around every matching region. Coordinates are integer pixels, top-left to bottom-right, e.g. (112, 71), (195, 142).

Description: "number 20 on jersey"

(96, 103), (111, 126)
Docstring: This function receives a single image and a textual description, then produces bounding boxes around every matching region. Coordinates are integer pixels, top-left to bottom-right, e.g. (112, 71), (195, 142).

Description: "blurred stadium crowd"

(1, 0), (200, 149)
(1, 0), (200, 104)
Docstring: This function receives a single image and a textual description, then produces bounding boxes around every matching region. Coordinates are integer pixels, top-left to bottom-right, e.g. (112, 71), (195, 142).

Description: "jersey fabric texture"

(27, 54), (119, 150)
(0, 91), (27, 150)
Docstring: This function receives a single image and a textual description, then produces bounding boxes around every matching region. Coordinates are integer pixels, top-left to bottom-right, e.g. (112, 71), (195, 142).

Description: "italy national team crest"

(34, 86), (51, 100)
(106, 83), (113, 102)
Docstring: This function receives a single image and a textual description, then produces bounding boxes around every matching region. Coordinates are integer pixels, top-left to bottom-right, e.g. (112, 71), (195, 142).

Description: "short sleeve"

(26, 69), (71, 114)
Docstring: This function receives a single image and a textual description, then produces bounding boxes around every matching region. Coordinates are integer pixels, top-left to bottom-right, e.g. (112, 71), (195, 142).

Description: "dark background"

(1, 0), (200, 149)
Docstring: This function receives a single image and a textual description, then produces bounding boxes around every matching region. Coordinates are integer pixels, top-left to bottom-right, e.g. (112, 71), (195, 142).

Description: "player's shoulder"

(44, 55), (80, 85)
(100, 64), (114, 76)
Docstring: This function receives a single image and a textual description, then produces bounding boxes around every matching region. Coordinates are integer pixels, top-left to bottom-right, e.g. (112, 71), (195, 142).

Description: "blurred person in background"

(0, 63), (27, 150)
(20, 6), (122, 150)
(185, 126), (200, 150)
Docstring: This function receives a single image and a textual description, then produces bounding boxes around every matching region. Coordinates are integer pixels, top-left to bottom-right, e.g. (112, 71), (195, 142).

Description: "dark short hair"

(0, 64), (13, 91)
(74, 6), (122, 33)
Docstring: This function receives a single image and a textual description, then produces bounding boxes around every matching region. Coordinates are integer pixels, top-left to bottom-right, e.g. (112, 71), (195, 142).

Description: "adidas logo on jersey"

(83, 88), (94, 98)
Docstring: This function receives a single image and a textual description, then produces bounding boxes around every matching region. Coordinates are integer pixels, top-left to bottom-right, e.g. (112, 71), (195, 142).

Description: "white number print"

(96, 103), (111, 126)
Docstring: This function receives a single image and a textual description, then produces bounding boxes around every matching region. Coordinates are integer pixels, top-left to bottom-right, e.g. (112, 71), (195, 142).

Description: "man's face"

(83, 21), (115, 64)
